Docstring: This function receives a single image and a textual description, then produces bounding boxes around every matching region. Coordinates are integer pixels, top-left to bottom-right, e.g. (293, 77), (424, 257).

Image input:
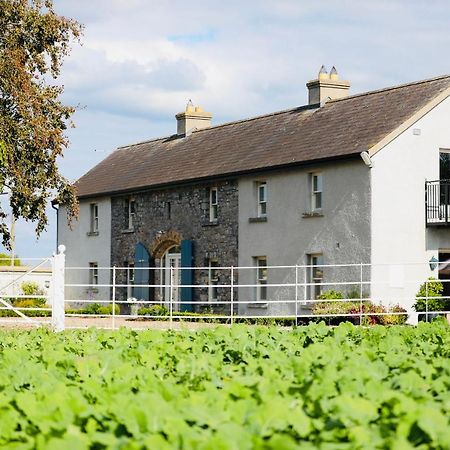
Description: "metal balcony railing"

(426, 180), (450, 226)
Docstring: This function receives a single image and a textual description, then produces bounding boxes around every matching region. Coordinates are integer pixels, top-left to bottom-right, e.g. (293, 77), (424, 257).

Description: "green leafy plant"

(413, 277), (449, 312)
(0, 323), (449, 448)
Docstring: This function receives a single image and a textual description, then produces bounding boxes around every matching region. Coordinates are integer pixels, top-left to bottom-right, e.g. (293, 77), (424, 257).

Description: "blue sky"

(4, 0), (450, 259)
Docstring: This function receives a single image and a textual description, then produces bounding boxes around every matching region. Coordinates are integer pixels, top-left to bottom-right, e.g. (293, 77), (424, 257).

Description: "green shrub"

(137, 305), (169, 316)
(66, 303), (120, 316)
(317, 290), (344, 300)
(413, 277), (449, 312)
(312, 296), (408, 326)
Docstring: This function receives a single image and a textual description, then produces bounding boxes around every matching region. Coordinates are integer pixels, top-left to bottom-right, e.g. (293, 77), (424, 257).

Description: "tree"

(0, 0), (82, 248)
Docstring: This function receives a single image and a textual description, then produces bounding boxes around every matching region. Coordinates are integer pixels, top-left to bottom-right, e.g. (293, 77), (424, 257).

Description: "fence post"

(295, 265), (298, 327)
(230, 266), (234, 325)
(112, 266), (116, 330)
(169, 265), (173, 330)
(359, 263), (363, 326)
(425, 278), (429, 322)
(51, 245), (66, 332)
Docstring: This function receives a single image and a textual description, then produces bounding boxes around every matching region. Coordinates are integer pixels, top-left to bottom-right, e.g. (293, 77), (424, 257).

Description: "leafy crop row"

(0, 322), (449, 449)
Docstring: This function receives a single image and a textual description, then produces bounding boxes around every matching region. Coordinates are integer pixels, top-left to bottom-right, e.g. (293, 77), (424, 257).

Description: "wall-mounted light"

(429, 256), (438, 271)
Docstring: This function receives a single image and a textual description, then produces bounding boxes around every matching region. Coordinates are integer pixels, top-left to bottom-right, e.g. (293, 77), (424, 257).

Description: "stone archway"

(151, 230), (182, 259)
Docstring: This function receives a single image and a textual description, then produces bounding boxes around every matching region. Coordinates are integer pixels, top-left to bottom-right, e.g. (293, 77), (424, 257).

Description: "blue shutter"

(180, 240), (193, 312)
(134, 242), (150, 301)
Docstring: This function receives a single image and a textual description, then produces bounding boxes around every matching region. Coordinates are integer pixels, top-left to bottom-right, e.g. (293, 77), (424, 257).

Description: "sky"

(3, 0), (450, 259)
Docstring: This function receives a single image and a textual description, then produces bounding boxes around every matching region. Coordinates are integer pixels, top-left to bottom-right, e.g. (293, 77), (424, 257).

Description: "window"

(89, 262), (98, 287)
(208, 259), (219, 301)
(440, 150), (450, 181)
(125, 261), (135, 299)
(311, 173), (322, 211)
(125, 199), (136, 230)
(90, 203), (99, 233)
(308, 254), (323, 299)
(255, 257), (268, 302)
(167, 201), (171, 220)
(209, 187), (218, 222)
(257, 182), (267, 217)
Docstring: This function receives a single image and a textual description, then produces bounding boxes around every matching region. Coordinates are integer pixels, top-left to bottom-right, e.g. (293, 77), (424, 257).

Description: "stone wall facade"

(110, 179), (238, 313)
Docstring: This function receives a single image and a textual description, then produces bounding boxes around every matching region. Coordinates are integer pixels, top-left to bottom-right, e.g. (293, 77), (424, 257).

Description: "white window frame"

(257, 182), (267, 217)
(308, 254), (323, 299)
(311, 173), (323, 211)
(90, 203), (99, 233)
(255, 256), (268, 302)
(208, 259), (219, 301)
(209, 187), (218, 222)
(126, 262), (135, 299)
(89, 262), (99, 287)
(126, 199), (136, 230)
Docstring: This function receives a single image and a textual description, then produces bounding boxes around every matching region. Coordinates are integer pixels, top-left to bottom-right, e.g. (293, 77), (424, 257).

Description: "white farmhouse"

(58, 68), (450, 318)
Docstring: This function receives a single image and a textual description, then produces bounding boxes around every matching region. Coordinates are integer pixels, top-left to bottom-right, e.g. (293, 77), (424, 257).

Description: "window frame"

(208, 259), (219, 301)
(209, 187), (218, 222)
(257, 181), (267, 217)
(311, 173), (323, 211)
(125, 261), (135, 299)
(89, 262), (99, 287)
(308, 253), (323, 299)
(90, 203), (99, 233)
(255, 256), (268, 302)
(126, 198), (136, 230)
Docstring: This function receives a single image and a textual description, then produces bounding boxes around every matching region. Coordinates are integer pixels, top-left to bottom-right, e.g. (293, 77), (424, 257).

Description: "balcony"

(426, 180), (450, 226)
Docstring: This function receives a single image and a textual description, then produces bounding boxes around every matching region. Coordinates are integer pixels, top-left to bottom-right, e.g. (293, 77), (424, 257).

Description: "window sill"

(247, 302), (268, 309)
(121, 228), (135, 234)
(202, 220), (219, 227)
(86, 288), (99, 294)
(86, 231), (99, 237)
(302, 211), (323, 218)
(249, 216), (268, 223)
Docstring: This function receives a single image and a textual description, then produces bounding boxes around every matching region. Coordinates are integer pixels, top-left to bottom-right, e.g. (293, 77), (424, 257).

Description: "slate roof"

(75, 75), (450, 198)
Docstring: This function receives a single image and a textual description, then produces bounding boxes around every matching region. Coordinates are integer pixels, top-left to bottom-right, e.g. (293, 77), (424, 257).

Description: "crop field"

(0, 322), (450, 449)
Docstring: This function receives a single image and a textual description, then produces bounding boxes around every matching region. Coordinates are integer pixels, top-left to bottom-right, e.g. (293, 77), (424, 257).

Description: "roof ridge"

(329, 74), (450, 103)
(192, 103), (318, 134)
(117, 135), (177, 150)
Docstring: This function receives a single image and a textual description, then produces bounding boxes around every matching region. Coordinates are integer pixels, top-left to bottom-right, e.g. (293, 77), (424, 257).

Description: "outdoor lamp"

(429, 256), (438, 271)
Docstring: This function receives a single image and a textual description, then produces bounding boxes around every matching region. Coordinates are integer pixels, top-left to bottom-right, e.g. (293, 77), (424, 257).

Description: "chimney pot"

(306, 65), (350, 105)
(176, 102), (212, 136)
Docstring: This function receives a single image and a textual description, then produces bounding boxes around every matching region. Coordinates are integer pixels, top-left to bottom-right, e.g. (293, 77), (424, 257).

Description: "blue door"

(180, 240), (193, 312)
(134, 243), (150, 301)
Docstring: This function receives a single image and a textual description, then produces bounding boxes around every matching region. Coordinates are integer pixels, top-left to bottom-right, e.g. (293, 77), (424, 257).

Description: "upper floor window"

(209, 187), (218, 222)
(255, 256), (268, 302)
(208, 259), (219, 301)
(440, 150), (450, 181)
(257, 182), (267, 217)
(90, 203), (99, 233)
(89, 262), (99, 287)
(311, 173), (322, 211)
(125, 198), (136, 230)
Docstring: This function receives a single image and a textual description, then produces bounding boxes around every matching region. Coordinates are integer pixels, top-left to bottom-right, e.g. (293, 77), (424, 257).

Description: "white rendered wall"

(57, 198), (111, 304)
(238, 160), (371, 316)
(371, 96), (450, 319)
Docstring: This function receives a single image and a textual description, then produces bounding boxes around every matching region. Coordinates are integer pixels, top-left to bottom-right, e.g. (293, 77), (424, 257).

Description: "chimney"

(306, 65), (350, 105)
(176, 100), (212, 136)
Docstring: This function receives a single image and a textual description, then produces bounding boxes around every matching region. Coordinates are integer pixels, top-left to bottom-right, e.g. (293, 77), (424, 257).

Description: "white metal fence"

(1, 246), (450, 331)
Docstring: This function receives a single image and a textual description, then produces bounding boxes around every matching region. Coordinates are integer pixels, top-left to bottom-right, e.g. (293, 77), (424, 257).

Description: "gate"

(0, 245), (66, 329)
